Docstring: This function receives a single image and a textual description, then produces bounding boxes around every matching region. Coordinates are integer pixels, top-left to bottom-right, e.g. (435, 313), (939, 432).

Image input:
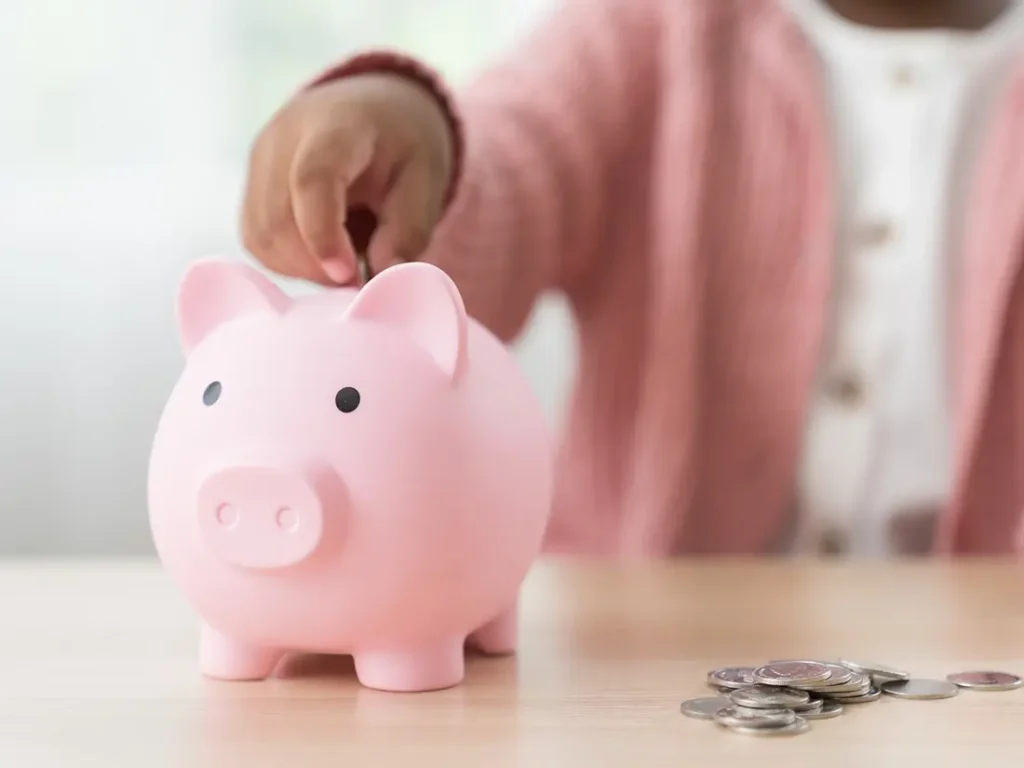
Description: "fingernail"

(321, 257), (353, 284)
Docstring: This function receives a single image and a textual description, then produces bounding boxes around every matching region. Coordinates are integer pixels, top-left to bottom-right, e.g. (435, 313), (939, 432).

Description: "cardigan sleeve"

(306, 0), (660, 340)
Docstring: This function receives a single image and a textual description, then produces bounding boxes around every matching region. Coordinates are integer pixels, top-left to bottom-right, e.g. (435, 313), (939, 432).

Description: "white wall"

(0, 0), (575, 554)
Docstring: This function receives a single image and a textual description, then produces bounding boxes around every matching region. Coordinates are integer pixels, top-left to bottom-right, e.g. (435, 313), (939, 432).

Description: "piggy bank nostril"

(276, 507), (299, 532)
(215, 503), (238, 528)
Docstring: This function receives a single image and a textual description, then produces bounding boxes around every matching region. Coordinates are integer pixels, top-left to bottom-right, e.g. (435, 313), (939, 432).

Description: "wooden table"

(3, 558), (1024, 766)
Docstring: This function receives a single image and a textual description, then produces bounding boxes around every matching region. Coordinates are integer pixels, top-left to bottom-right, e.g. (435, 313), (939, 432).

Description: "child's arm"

(315, 0), (661, 340)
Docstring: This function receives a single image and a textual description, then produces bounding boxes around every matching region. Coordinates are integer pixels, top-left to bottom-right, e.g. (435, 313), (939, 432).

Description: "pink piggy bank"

(147, 257), (554, 692)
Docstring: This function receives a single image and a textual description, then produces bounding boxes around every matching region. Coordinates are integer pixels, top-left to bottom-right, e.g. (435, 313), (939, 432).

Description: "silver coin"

(713, 706), (797, 729)
(725, 718), (811, 737)
(791, 697), (823, 713)
(881, 679), (959, 700)
(680, 696), (732, 720)
(814, 671), (871, 694)
(707, 667), (757, 690)
(730, 685), (811, 709)
(819, 691), (868, 700)
(826, 689), (872, 701)
(836, 686), (881, 703)
(946, 671), (1024, 691)
(827, 680), (872, 692)
(820, 693), (867, 701)
(754, 660), (832, 687)
(801, 700), (844, 720)
(731, 704), (794, 718)
(839, 660), (910, 682)
(790, 662), (854, 689)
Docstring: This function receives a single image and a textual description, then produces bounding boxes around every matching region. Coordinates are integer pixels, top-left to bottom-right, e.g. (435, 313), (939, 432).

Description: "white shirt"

(781, 0), (1024, 557)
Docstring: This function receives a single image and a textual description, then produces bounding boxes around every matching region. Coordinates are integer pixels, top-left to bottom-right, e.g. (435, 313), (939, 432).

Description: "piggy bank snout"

(196, 465), (341, 570)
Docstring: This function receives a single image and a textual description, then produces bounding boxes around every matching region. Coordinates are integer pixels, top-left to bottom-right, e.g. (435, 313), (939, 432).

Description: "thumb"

(366, 158), (445, 273)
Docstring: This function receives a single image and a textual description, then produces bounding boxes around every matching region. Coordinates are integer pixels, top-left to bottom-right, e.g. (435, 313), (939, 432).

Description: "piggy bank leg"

(199, 623), (284, 681)
(353, 641), (465, 692)
(467, 598), (519, 655)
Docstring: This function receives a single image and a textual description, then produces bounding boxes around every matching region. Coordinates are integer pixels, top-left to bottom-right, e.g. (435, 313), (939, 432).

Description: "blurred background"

(0, 0), (574, 555)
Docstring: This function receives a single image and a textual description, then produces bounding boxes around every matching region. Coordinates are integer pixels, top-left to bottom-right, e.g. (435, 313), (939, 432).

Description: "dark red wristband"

(303, 51), (465, 210)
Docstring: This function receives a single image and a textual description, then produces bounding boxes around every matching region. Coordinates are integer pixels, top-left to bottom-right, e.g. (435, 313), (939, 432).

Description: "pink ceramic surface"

(147, 258), (554, 692)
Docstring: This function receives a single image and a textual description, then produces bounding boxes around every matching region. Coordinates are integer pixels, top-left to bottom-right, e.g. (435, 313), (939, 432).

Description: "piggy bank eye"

(335, 386), (360, 413)
(202, 381), (222, 406)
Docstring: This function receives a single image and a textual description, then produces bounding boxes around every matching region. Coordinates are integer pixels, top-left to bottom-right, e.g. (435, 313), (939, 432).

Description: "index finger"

(289, 127), (375, 284)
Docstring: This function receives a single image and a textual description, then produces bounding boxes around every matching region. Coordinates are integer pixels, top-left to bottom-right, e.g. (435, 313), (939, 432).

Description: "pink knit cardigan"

(314, 0), (1024, 558)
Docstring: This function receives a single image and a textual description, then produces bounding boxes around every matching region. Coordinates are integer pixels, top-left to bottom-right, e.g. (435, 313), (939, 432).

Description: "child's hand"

(240, 73), (455, 285)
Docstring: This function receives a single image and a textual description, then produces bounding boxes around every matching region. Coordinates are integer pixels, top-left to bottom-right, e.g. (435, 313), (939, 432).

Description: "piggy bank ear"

(342, 262), (468, 382)
(176, 258), (291, 355)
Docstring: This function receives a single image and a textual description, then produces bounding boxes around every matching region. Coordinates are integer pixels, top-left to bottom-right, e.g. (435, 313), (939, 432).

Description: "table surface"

(3, 557), (1024, 767)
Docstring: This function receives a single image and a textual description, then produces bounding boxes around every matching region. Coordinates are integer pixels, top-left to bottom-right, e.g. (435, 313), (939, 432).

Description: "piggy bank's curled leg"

(354, 640), (466, 692)
(467, 597), (519, 655)
(199, 623), (284, 681)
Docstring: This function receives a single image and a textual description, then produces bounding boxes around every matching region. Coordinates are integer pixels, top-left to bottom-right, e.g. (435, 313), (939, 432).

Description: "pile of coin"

(680, 659), (1023, 737)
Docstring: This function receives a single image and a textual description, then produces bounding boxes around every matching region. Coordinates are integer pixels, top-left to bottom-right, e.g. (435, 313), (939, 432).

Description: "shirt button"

(891, 64), (916, 87)
(827, 372), (864, 406)
(888, 506), (940, 555)
(819, 528), (846, 556)
(857, 218), (894, 249)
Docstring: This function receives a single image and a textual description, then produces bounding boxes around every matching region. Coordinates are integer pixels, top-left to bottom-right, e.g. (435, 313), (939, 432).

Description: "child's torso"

(544, 0), (1024, 558)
